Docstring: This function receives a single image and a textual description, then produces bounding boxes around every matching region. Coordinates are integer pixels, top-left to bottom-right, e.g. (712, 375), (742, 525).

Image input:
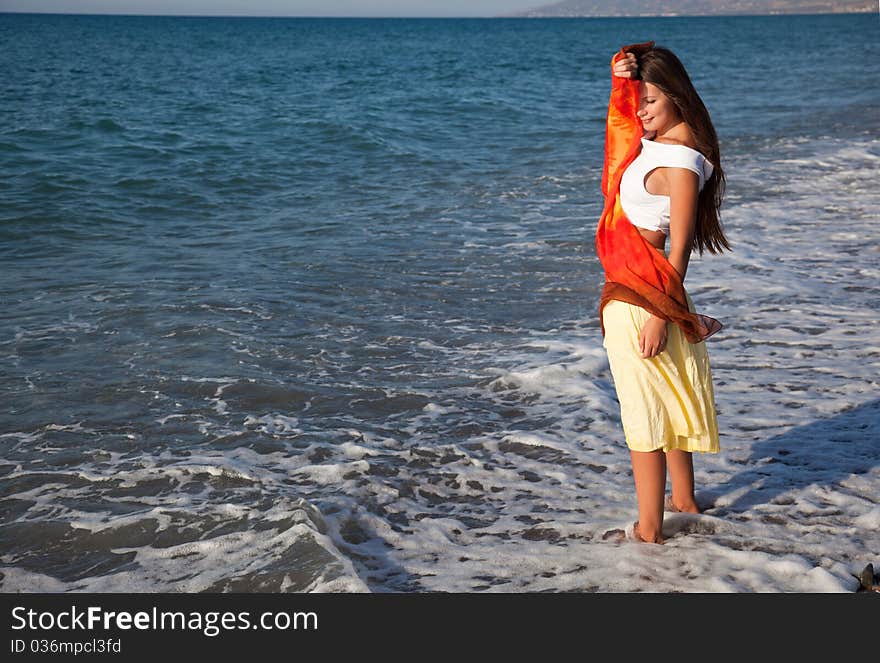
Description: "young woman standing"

(596, 41), (730, 544)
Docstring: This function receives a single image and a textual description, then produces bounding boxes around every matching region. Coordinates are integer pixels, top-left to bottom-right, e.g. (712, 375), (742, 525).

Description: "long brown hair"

(639, 46), (730, 255)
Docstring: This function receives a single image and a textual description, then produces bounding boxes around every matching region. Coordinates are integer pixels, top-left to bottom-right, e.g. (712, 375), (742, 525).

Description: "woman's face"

(638, 81), (681, 136)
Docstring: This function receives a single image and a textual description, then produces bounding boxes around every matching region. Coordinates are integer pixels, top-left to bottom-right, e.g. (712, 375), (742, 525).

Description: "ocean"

(1, 12), (878, 592)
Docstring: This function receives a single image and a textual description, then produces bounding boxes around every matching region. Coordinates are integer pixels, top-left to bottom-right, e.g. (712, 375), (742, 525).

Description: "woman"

(596, 41), (730, 544)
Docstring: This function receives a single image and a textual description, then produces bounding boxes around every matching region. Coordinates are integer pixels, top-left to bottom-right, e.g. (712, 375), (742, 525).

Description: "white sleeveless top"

(619, 137), (715, 236)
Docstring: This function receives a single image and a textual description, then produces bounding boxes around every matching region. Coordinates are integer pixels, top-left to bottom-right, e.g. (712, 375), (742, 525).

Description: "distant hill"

(504, 0), (876, 17)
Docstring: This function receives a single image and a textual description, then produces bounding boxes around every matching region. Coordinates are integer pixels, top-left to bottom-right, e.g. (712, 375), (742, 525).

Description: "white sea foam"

(309, 133), (879, 593)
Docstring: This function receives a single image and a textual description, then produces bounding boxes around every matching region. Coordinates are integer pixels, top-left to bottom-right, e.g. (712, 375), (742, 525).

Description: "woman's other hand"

(639, 316), (668, 358)
(613, 51), (639, 79)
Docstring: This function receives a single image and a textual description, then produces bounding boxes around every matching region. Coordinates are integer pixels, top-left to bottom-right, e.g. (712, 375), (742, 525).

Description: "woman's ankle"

(669, 495), (701, 513)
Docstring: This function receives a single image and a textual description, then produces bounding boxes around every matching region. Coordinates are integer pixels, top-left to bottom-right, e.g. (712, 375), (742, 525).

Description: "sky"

(0, 1), (545, 17)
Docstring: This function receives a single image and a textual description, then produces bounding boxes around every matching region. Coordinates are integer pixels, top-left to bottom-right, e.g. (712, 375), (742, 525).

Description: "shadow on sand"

(705, 398), (879, 515)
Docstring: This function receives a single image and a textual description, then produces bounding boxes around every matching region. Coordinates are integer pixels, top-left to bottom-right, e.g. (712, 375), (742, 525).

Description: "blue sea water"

(1, 13), (878, 592)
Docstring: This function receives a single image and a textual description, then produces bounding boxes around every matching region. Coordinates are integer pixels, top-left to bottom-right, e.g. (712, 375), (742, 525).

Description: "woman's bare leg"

(630, 449), (666, 543)
(666, 449), (700, 513)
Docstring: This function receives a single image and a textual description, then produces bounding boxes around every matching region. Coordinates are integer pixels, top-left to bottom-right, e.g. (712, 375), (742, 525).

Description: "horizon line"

(0, 10), (874, 19)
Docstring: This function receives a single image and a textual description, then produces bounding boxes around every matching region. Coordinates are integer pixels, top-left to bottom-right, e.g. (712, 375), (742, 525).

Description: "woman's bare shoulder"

(654, 137), (699, 151)
(654, 125), (698, 150)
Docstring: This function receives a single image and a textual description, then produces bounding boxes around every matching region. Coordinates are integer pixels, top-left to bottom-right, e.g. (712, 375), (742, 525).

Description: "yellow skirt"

(601, 290), (720, 454)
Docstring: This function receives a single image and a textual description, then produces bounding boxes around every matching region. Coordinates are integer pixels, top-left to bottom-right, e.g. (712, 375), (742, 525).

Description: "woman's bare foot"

(665, 495), (701, 514)
(632, 521), (664, 544)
